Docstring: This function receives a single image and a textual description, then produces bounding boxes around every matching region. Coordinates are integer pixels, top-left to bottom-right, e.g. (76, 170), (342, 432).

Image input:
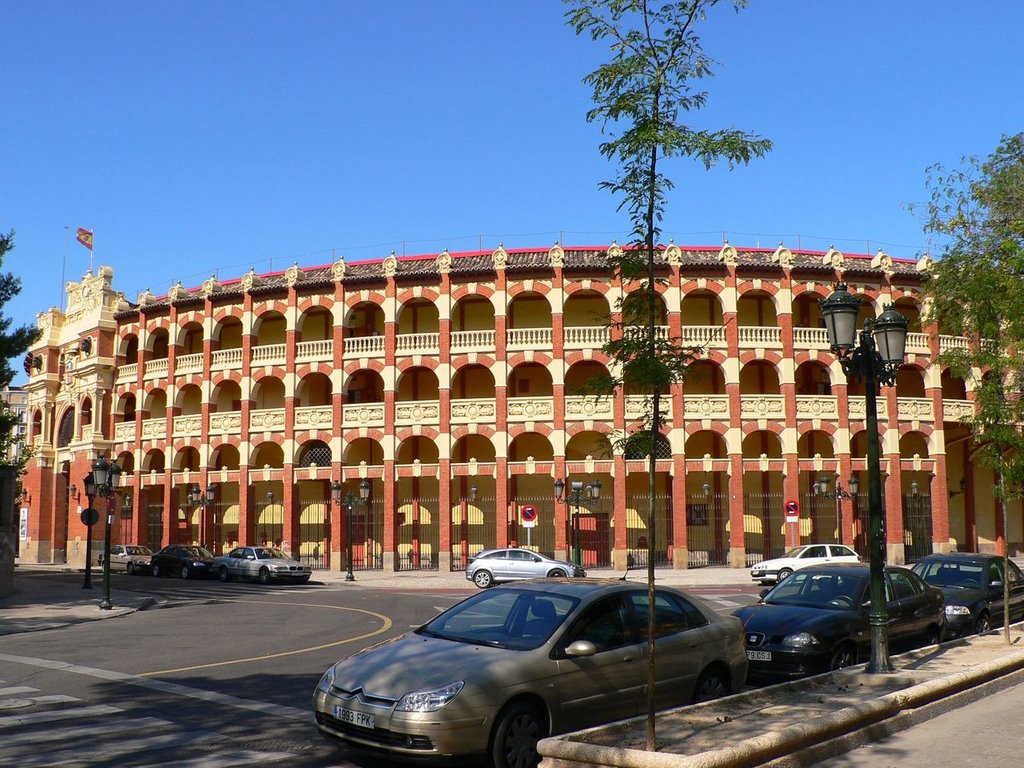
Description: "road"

(0, 571), (759, 767)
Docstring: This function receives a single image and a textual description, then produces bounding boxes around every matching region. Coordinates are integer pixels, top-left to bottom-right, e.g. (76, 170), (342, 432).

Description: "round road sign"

(521, 504), (538, 527)
(80, 507), (99, 527)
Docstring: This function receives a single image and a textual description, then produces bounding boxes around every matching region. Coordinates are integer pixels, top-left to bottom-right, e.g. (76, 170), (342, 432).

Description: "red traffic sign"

(784, 499), (800, 523)
(521, 504), (538, 522)
(80, 507), (99, 527)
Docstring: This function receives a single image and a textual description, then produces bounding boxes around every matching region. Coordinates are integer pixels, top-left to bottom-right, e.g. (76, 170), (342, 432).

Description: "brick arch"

(344, 293), (386, 312)
(897, 423), (935, 440)
(395, 426), (442, 443)
(703, 349), (729, 367)
(738, 350), (784, 367)
(395, 357), (440, 374)
(449, 424), (498, 442)
(211, 305), (245, 323)
(250, 366), (287, 383)
(741, 421), (785, 438)
(253, 299), (290, 317)
(679, 278), (727, 294)
(791, 284), (832, 301)
(506, 282), (554, 298)
(564, 422), (614, 438)
(506, 352), (555, 369)
(396, 286), (441, 304)
(341, 428), (386, 444)
(563, 350), (612, 367)
(296, 294), (338, 313)
(450, 284), (496, 301)
(343, 359), (386, 377)
(209, 369), (244, 387)
(683, 420), (729, 438)
(563, 282), (615, 298)
(508, 423), (554, 439)
(793, 350), (836, 367)
(796, 421), (838, 437)
(451, 354), (498, 370)
(295, 362), (335, 379)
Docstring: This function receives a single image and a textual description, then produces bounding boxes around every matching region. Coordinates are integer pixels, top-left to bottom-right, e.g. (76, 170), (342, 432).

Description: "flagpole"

(61, 226), (69, 310)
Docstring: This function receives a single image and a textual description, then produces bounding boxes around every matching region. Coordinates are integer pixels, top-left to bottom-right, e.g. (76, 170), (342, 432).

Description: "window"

(802, 546), (827, 559)
(889, 570), (921, 600)
(564, 596), (630, 651)
(831, 545), (857, 558)
(627, 591), (703, 639)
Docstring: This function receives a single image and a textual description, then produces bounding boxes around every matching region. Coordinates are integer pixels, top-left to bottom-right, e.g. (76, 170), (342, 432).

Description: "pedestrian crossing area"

(0, 683), (299, 767)
(134, 578), (325, 605)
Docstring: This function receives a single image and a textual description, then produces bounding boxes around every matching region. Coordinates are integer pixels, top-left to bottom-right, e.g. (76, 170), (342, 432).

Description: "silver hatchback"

(465, 547), (585, 588)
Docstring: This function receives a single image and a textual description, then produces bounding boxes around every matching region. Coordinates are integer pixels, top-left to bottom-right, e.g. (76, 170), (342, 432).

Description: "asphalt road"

(0, 571), (759, 767)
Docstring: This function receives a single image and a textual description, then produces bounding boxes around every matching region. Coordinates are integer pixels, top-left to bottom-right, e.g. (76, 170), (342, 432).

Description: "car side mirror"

(990, 580), (1004, 588)
(565, 640), (597, 658)
(247, 555), (256, 561)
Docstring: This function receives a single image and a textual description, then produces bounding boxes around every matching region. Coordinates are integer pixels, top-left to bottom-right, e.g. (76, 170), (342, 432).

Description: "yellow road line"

(139, 601), (393, 676)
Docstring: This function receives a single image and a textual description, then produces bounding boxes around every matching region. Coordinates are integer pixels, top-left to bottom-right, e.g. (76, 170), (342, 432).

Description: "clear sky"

(3, 0), (1022, 381)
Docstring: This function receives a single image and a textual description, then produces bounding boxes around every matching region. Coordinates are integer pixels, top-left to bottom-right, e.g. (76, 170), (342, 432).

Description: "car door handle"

(621, 654), (637, 662)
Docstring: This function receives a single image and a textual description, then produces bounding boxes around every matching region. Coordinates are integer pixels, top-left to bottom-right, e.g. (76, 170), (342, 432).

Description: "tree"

(919, 133), (1024, 644)
(564, 0), (771, 747)
(0, 231), (37, 395)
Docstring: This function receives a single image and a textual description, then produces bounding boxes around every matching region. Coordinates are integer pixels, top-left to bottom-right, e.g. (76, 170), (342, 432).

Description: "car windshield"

(126, 546), (151, 555)
(763, 571), (865, 608)
(254, 548), (289, 560)
(782, 547), (809, 559)
(183, 546), (214, 558)
(913, 561), (985, 589)
(418, 588), (579, 651)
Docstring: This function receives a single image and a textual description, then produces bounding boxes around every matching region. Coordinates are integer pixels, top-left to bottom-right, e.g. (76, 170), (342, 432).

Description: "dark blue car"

(912, 553), (1024, 636)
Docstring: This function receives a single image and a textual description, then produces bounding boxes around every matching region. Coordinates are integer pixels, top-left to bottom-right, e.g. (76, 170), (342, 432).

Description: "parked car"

(99, 544), (152, 575)
(732, 563), (945, 681)
(214, 546), (312, 584)
(749, 543), (860, 585)
(314, 579), (746, 768)
(912, 552), (1024, 637)
(465, 547), (585, 589)
(150, 545), (217, 579)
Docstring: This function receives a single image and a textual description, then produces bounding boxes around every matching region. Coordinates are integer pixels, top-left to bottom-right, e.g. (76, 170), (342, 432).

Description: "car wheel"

(548, 568), (566, 578)
(258, 567), (271, 585)
(490, 700), (546, 768)
(473, 570), (494, 589)
(180, 564), (191, 580)
(152, 563), (161, 578)
(777, 568), (793, 581)
(693, 666), (731, 704)
(218, 566), (230, 582)
(829, 642), (857, 671)
(126, 562), (135, 575)
(975, 612), (992, 635)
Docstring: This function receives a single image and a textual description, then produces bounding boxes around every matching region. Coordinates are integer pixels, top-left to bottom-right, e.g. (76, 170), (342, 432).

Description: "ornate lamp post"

(333, 479), (370, 582)
(554, 478), (601, 566)
(816, 474), (859, 545)
(820, 283), (908, 674)
(85, 455), (122, 610)
(187, 483), (217, 551)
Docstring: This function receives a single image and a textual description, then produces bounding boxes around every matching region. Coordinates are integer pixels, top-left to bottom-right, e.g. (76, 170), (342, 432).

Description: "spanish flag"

(76, 228), (93, 251)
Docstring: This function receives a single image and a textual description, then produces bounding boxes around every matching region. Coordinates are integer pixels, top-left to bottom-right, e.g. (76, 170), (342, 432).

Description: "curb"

(538, 643), (1024, 768)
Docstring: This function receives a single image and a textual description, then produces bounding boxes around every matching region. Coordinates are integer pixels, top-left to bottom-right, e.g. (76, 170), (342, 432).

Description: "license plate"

(747, 650), (771, 661)
(334, 705), (375, 729)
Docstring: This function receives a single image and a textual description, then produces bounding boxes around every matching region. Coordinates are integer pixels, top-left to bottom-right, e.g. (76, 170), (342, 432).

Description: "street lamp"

(333, 479), (370, 582)
(85, 455), (122, 610)
(816, 474), (859, 545)
(187, 482), (217, 551)
(821, 283), (908, 674)
(554, 478), (601, 566)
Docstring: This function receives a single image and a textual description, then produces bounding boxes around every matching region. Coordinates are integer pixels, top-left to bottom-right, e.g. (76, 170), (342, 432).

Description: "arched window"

(298, 440), (332, 467)
(57, 410), (74, 448)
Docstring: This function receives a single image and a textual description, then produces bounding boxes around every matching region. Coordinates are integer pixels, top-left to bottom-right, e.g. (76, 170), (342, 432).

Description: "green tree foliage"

(0, 231), (38, 472)
(564, 0), (771, 746)
(920, 132), (1024, 641)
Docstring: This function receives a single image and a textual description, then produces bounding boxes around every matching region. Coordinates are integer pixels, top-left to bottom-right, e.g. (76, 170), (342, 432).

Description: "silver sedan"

(213, 546), (312, 584)
(100, 544), (152, 575)
(465, 547), (585, 588)
(313, 579), (747, 768)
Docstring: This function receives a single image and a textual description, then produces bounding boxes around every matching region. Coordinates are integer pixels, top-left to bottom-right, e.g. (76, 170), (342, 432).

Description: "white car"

(750, 544), (860, 585)
(214, 546), (312, 584)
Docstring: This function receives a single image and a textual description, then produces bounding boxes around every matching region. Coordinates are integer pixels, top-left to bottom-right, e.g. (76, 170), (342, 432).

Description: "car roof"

(495, 578), (687, 599)
(916, 552), (1002, 565)
(798, 562), (910, 574)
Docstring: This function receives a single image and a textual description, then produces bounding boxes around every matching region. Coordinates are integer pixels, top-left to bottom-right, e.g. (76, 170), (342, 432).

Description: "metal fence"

(800, 491), (838, 546)
(146, 504), (163, 553)
(395, 497), (440, 571)
(508, 497), (557, 559)
(450, 497), (498, 571)
(742, 492), (786, 565)
(686, 493), (730, 567)
(298, 499), (330, 570)
(902, 494), (934, 563)
(624, 495), (672, 569)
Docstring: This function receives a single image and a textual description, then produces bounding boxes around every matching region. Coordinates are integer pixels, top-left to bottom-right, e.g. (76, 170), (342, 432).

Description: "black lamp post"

(81, 476), (95, 590)
(85, 455), (122, 610)
(554, 478), (601, 566)
(820, 283), (908, 674)
(187, 482), (217, 551)
(333, 479), (370, 582)
(816, 474), (859, 545)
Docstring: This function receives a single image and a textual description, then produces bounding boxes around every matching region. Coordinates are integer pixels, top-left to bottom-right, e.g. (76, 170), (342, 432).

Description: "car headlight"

(945, 605), (971, 616)
(316, 666), (336, 693)
(395, 681), (464, 712)
(781, 632), (820, 648)
(192, 561), (207, 567)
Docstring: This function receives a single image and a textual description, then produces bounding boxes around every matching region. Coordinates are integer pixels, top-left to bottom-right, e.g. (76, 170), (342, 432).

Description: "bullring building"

(16, 242), (1019, 574)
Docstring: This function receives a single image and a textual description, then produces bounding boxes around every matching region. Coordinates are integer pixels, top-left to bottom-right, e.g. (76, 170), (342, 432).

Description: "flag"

(76, 228), (93, 250)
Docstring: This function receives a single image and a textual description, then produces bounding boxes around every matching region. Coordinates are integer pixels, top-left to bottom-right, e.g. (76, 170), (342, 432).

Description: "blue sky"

(3, 0), (1023, 378)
